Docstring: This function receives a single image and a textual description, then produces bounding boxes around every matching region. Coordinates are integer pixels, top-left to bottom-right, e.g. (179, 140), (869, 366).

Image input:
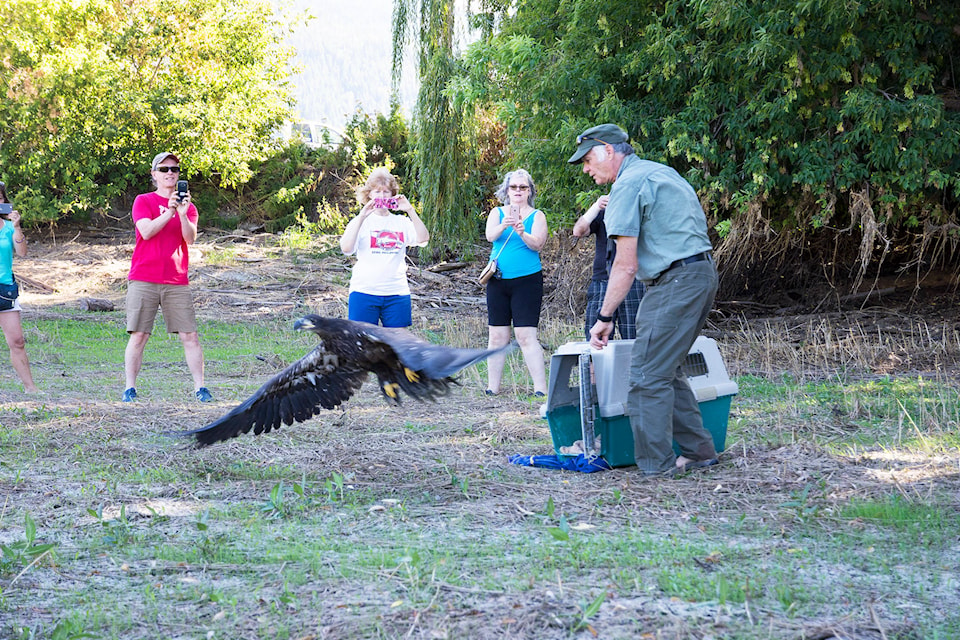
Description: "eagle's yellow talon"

(383, 382), (400, 398)
(403, 367), (420, 382)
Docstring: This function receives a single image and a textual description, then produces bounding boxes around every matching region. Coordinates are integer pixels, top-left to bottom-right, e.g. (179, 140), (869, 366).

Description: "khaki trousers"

(627, 258), (718, 475)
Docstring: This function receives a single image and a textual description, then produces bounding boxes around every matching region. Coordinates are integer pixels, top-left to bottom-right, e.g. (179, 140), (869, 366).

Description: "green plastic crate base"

(547, 398), (733, 468)
(545, 336), (737, 468)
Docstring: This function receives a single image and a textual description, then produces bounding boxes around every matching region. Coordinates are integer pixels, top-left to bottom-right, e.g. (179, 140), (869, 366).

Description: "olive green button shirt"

(603, 154), (712, 281)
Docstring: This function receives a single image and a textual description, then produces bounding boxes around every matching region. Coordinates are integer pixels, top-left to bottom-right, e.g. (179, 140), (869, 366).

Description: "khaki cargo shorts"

(125, 280), (198, 334)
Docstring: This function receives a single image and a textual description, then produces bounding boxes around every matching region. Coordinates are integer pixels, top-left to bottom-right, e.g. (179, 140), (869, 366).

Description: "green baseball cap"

(567, 124), (629, 164)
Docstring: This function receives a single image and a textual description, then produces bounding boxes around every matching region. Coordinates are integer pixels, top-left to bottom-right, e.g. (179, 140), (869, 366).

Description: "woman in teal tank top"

(0, 182), (38, 393)
(483, 169), (549, 397)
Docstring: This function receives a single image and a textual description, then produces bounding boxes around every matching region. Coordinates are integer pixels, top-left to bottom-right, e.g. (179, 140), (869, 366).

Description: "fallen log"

(408, 267), (450, 285)
(839, 286), (899, 304)
(79, 298), (115, 312)
(16, 273), (56, 293)
(427, 261), (470, 273)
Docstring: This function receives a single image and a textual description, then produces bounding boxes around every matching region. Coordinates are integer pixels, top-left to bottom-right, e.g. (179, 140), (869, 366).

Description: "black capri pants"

(486, 271), (543, 328)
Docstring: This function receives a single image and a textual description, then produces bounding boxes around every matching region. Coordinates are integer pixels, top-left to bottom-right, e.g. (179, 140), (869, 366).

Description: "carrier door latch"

(578, 352), (597, 456)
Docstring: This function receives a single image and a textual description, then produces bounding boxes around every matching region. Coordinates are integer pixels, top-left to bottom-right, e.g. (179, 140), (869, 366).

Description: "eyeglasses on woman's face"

(155, 166), (180, 174)
(508, 184), (530, 192)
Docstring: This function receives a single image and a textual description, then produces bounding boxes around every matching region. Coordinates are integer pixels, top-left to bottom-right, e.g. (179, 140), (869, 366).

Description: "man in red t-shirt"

(122, 152), (212, 403)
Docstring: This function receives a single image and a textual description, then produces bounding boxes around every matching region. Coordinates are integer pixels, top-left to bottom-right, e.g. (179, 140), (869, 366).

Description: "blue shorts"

(486, 271), (543, 328)
(348, 292), (412, 328)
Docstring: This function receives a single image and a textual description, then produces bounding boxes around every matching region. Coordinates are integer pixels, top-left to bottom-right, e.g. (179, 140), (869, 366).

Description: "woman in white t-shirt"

(340, 168), (429, 327)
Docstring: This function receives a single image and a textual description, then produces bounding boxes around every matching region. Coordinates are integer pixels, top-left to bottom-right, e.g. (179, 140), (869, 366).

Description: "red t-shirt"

(127, 192), (199, 285)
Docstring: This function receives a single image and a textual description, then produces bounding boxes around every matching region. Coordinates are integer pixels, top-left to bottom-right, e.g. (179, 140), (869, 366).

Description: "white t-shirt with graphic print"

(347, 213), (419, 296)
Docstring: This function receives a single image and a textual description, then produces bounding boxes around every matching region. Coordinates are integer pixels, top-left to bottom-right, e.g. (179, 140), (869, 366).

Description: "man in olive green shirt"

(569, 124), (718, 477)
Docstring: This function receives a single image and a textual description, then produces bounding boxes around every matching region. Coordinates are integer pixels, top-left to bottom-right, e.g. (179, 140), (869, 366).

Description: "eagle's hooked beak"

(293, 317), (315, 332)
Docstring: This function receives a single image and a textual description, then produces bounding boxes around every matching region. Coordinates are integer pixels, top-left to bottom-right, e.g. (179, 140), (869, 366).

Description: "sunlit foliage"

(0, 0), (298, 222)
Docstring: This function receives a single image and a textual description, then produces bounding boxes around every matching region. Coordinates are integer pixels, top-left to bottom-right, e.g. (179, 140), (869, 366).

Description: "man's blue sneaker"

(122, 387), (137, 402)
(195, 387), (213, 403)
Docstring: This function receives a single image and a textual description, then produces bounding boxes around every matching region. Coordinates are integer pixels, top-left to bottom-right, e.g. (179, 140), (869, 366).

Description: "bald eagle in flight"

(173, 315), (513, 446)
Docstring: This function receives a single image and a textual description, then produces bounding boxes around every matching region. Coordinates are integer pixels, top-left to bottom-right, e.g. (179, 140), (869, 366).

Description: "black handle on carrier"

(578, 352), (597, 457)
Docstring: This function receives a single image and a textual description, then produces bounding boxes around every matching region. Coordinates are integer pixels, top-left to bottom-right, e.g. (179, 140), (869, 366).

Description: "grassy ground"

(1, 233), (959, 639)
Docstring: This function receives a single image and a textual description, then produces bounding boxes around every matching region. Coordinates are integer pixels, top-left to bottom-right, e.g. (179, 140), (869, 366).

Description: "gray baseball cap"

(567, 124), (628, 163)
(151, 152), (180, 170)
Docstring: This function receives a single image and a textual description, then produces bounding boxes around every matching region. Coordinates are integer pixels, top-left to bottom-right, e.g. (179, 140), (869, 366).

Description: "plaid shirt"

(584, 278), (645, 341)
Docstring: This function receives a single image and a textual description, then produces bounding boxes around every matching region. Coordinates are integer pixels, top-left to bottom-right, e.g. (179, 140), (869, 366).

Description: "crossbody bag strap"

(491, 207), (515, 261)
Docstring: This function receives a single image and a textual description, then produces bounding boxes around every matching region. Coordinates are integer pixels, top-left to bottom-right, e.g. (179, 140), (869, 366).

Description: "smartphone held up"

(373, 197), (399, 210)
(176, 180), (189, 203)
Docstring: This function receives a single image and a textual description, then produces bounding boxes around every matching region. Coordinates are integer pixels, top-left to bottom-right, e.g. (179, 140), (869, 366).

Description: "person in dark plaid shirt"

(573, 194), (645, 341)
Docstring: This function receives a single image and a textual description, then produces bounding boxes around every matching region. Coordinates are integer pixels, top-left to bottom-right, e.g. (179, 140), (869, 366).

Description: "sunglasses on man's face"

(155, 166), (180, 173)
(576, 134), (601, 145)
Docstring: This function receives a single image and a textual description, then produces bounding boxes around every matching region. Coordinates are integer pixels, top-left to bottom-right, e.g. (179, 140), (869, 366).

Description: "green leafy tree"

(453, 0), (960, 292)
(243, 105), (413, 234)
(393, 0), (498, 257)
(0, 0), (298, 223)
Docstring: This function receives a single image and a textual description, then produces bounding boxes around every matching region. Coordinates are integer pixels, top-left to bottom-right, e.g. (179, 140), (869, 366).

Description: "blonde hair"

(356, 167), (400, 205)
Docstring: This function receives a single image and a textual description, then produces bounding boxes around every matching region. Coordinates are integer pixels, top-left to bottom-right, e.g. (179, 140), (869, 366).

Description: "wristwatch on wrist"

(596, 312), (613, 323)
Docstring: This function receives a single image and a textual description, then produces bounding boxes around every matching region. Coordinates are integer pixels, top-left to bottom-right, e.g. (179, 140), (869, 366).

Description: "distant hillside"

(286, 0), (418, 130)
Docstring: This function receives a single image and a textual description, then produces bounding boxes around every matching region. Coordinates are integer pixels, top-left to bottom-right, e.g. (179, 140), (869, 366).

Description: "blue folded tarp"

(509, 453), (612, 473)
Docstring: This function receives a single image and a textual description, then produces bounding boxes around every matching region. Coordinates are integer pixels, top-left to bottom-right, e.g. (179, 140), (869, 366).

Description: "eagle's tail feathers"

(416, 341), (518, 379)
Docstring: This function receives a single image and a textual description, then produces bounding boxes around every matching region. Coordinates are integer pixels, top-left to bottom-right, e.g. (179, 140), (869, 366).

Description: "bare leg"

(486, 325), (512, 393)
(0, 311), (38, 392)
(514, 326), (547, 395)
(178, 331), (205, 391)
(124, 331), (150, 390)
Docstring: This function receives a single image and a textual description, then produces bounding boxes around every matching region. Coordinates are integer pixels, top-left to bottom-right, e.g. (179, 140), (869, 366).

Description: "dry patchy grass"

(1, 229), (959, 639)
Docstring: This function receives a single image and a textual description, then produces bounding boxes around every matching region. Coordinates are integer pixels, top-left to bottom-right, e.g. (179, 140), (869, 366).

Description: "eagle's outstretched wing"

(171, 315), (513, 446)
(173, 344), (368, 446)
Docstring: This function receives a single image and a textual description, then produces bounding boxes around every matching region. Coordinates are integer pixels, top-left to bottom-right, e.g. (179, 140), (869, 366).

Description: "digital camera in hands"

(176, 180), (189, 204)
(373, 197), (399, 210)
(0, 203), (12, 219)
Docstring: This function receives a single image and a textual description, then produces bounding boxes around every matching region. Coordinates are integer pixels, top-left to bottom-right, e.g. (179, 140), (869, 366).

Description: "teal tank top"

(489, 208), (542, 279)
(0, 221), (15, 285)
